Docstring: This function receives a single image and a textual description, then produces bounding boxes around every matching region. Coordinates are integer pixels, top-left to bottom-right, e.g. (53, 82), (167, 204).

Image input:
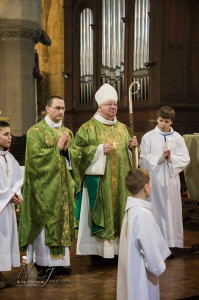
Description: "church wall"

(0, 0), (41, 135)
(35, 0), (64, 113)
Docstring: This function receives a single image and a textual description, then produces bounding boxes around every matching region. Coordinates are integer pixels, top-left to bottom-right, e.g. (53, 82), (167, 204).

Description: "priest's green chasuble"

(19, 120), (81, 257)
(75, 118), (132, 240)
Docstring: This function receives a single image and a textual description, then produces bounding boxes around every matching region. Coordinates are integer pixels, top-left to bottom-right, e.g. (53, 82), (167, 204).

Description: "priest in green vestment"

(19, 95), (81, 276)
(74, 83), (138, 264)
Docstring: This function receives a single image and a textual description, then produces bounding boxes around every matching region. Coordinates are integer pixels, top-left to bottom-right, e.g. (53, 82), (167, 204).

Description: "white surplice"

(139, 126), (190, 247)
(117, 197), (170, 300)
(26, 115), (70, 267)
(0, 150), (23, 271)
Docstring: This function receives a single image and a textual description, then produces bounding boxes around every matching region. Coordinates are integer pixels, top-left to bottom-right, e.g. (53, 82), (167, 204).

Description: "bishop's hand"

(128, 136), (138, 149)
(103, 143), (112, 155)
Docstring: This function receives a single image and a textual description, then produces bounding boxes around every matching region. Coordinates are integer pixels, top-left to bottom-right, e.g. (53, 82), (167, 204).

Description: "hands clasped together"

(162, 149), (171, 160)
(57, 133), (70, 151)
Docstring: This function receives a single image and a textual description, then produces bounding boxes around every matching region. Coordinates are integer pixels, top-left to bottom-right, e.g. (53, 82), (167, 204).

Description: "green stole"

(75, 175), (103, 233)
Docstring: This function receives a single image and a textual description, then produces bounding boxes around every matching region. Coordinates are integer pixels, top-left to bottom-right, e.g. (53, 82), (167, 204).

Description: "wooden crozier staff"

(128, 81), (140, 168)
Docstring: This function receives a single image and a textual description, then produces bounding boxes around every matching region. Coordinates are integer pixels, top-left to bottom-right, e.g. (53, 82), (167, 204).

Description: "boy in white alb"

(139, 106), (190, 252)
(117, 168), (170, 300)
(0, 121), (23, 289)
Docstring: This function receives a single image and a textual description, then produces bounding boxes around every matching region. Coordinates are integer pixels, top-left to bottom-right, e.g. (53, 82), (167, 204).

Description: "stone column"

(0, 0), (41, 135)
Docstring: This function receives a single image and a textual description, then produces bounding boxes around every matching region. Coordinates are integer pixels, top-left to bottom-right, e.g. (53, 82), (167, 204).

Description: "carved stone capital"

(0, 28), (41, 43)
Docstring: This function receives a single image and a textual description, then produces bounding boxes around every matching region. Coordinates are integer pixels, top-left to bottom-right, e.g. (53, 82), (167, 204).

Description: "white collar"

(154, 125), (174, 135)
(125, 196), (152, 212)
(94, 113), (117, 125)
(0, 149), (9, 156)
(45, 115), (62, 128)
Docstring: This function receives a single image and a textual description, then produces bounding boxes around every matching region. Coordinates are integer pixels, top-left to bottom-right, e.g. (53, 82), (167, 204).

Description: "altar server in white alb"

(139, 106), (190, 250)
(0, 121), (23, 289)
(117, 168), (170, 300)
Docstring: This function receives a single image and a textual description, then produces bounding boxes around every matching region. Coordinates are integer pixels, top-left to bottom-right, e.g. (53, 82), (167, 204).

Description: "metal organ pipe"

(132, 0), (150, 102)
(101, 0), (125, 100)
(80, 8), (93, 104)
(107, 0), (111, 69)
(137, 0), (141, 70)
(133, 0), (138, 71)
(79, 1), (150, 105)
(141, 0), (145, 68)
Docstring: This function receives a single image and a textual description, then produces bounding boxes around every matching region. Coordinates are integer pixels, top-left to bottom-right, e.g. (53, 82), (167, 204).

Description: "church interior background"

(0, 0), (199, 299)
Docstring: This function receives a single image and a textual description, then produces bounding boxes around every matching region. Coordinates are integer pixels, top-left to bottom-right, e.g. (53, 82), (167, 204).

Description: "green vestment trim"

(19, 120), (81, 257)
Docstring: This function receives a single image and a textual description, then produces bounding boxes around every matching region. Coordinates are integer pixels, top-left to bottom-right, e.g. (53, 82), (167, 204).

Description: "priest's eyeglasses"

(50, 106), (66, 112)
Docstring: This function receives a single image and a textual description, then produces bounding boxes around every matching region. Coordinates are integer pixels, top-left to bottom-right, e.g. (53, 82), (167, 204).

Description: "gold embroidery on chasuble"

(46, 127), (71, 247)
(45, 127), (71, 147)
(51, 254), (64, 260)
(54, 128), (71, 246)
(109, 148), (118, 216)
(60, 159), (70, 246)
(96, 124), (126, 216)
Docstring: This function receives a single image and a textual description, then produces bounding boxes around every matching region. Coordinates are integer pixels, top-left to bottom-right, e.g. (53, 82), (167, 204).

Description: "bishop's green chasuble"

(74, 118), (132, 240)
(19, 120), (81, 257)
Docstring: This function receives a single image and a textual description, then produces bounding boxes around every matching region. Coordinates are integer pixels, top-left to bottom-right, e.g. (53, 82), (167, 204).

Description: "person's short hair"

(46, 95), (64, 107)
(0, 121), (10, 130)
(125, 168), (150, 195)
(156, 106), (175, 121)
